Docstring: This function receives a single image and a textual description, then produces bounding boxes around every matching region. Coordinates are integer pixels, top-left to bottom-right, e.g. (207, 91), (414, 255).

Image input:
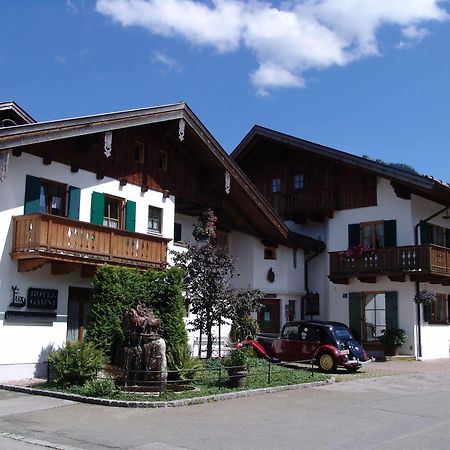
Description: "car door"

(273, 324), (300, 361)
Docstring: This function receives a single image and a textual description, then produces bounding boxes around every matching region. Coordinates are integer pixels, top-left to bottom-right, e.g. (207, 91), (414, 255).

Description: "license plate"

(340, 349), (350, 355)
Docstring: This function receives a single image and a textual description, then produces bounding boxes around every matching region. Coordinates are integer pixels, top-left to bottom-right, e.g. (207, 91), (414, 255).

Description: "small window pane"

(294, 174), (304, 190)
(271, 178), (281, 193)
(148, 207), (162, 233)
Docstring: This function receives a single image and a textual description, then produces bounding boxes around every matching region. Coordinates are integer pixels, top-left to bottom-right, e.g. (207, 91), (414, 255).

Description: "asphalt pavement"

(1, 359), (450, 449)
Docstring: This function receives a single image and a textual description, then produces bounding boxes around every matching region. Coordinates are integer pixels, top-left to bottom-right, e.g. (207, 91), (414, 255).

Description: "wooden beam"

(329, 277), (349, 285)
(389, 275), (406, 282)
(391, 181), (411, 200)
(51, 262), (79, 275)
(82, 265), (97, 278)
(18, 259), (47, 272)
(358, 276), (377, 284)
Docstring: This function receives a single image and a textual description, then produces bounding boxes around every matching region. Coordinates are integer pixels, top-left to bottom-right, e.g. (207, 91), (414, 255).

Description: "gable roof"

(0, 103), (322, 250)
(232, 125), (450, 206)
(0, 101), (36, 126)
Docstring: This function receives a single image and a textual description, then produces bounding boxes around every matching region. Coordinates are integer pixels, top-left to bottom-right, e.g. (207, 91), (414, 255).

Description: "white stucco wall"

(0, 153), (174, 381)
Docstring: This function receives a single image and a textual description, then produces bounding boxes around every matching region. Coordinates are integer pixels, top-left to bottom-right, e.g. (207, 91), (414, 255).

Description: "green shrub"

(229, 315), (259, 343)
(48, 341), (107, 385)
(222, 348), (249, 369)
(81, 378), (118, 398)
(178, 357), (203, 381)
(86, 265), (189, 370)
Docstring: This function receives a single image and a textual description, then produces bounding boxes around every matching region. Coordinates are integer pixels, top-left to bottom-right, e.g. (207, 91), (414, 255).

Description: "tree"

(172, 210), (263, 358)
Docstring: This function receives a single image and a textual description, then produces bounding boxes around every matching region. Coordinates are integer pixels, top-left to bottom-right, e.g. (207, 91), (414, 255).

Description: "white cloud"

(96, 0), (448, 93)
(151, 50), (181, 71)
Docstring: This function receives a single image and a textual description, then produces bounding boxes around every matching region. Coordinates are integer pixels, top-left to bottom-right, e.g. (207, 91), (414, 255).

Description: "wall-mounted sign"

(27, 288), (58, 310)
(5, 311), (57, 320)
(10, 285), (26, 307)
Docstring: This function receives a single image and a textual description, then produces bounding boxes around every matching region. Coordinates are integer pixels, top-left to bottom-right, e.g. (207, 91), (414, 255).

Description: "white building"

(0, 103), (320, 380)
(233, 126), (450, 360)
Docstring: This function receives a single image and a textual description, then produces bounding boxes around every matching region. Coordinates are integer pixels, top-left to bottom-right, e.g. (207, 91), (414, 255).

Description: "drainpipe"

(413, 205), (449, 358)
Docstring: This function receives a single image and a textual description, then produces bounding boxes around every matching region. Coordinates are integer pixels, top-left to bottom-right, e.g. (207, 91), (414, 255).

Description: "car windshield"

(333, 327), (353, 341)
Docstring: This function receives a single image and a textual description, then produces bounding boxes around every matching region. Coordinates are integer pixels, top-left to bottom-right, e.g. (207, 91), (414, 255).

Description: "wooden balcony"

(329, 245), (450, 285)
(11, 214), (169, 274)
(286, 188), (334, 213)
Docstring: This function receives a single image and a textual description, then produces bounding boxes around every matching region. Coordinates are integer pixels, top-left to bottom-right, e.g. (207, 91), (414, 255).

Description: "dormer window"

(293, 174), (304, 190)
(271, 178), (281, 193)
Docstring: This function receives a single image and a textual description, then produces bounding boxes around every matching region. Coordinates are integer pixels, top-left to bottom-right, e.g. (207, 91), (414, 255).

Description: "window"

(216, 230), (229, 249)
(293, 174), (304, 190)
(282, 324), (299, 340)
(429, 293), (448, 324)
(134, 141), (145, 164)
(148, 206), (162, 233)
(420, 222), (449, 247)
(67, 288), (92, 343)
(271, 178), (281, 193)
(174, 222), (182, 243)
(158, 150), (168, 172)
(363, 292), (386, 341)
(39, 179), (67, 216)
(264, 247), (277, 260)
(103, 195), (123, 229)
(361, 221), (385, 248)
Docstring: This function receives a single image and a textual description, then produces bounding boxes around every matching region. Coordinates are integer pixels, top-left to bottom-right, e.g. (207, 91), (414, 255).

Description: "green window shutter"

(24, 175), (41, 214)
(420, 222), (431, 244)
(125, 200), (136, 232)
(448, 295), (450, 324)
(385, 291), (398, 330)
(348, 224), (360, 247)
(90, 192), (104, 225)
(384, 220), (397, 247)
(445, 229), (450, 248)
(67, 186), (81, 220)
(174, 222), (182, 242)
(423, 303), (431, 323)
(348, 292), (361, 341)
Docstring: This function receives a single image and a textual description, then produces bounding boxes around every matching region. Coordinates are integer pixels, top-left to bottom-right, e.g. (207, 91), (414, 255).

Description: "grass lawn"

(34, 358), (330, 402)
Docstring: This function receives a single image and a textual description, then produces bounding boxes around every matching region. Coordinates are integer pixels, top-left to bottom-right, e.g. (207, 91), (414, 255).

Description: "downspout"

(413, 205), (449, 358)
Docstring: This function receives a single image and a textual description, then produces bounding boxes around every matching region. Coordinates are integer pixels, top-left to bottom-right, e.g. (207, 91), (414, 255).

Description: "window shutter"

(420, 222), (431, 245)
(446, 229), (450, 248)
(348, 292), (361, 341)
(90, 192), (104, 225)
(384, 220), (397, 247)
(448, 295), (450, 324)
(67, 186), (81, 220)
(24, 175), (41, 214)
(125, 200), (136, 232)
(385, 291), (398, 330)
(423, 303), (431, 323)
(174, 223), (182, 242)
(348, 224), (360, 247)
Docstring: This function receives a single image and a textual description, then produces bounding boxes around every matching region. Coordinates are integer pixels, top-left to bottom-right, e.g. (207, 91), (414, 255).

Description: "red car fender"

(314, 343), (342, 361)
(237, 339), (279, 363)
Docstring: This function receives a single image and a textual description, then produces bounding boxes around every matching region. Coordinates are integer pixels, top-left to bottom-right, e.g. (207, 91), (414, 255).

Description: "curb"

(0, 378), (334, 408)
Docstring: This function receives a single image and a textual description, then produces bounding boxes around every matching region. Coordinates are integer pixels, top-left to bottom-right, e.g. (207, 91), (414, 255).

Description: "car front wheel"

(317, 353), (337, 373)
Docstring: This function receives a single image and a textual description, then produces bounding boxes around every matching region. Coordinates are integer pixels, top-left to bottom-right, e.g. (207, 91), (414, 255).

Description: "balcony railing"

(11, 214), (169, 271)
(329, 245), (450, 283)
(285, 188), (334, 213)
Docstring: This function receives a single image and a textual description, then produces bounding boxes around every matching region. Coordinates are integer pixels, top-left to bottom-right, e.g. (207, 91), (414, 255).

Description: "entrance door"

(67, 287), (92, 342)
(258, 299), (280, 333)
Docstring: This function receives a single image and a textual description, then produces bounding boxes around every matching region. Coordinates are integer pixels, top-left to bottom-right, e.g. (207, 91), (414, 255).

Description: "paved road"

(1, 365), (450, 449)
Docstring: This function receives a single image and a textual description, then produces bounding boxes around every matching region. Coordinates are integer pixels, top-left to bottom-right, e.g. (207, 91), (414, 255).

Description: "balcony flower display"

(339, 245), (376, 260)
(414, 289), (437, 305)
(192, 208), (217, 241)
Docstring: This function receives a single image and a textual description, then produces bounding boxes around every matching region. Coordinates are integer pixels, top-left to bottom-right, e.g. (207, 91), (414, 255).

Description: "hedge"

(86, 265), (189, 369)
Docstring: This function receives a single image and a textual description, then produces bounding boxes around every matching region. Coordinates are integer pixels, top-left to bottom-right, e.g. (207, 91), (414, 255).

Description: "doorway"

(67, 287), (93, 342)
(257, 299), (280, 333)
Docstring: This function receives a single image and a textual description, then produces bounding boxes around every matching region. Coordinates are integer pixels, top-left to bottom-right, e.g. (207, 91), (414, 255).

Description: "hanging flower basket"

(414, 290), (438, 305)
(192, 209), (217, 241)
(339, 245), (375, 260)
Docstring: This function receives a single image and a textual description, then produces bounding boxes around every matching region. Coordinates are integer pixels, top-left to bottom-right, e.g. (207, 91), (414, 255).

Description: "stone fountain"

(121, 302), (167, 391)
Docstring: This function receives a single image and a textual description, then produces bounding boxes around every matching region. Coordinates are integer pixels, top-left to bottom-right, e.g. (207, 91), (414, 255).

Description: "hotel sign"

(27, 288), (58, 310)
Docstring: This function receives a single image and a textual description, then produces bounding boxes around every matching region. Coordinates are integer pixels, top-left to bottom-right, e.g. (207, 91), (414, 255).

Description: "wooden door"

(258, 299), (280, 333)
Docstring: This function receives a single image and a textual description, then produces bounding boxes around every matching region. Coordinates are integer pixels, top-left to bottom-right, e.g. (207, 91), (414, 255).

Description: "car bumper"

(342, 357), (374, 368)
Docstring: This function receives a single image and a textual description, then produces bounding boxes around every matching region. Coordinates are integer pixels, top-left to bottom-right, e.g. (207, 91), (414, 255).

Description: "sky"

(2, 1), (450, 182)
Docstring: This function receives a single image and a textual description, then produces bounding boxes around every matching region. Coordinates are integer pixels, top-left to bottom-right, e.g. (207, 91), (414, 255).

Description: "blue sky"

(2, 1), (450, 181)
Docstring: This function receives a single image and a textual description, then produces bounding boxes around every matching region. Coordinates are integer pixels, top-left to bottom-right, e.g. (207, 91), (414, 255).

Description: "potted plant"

(414, 290), (437, 305)
(378, 328), (408, 356)
(222, 348), (249, 388)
